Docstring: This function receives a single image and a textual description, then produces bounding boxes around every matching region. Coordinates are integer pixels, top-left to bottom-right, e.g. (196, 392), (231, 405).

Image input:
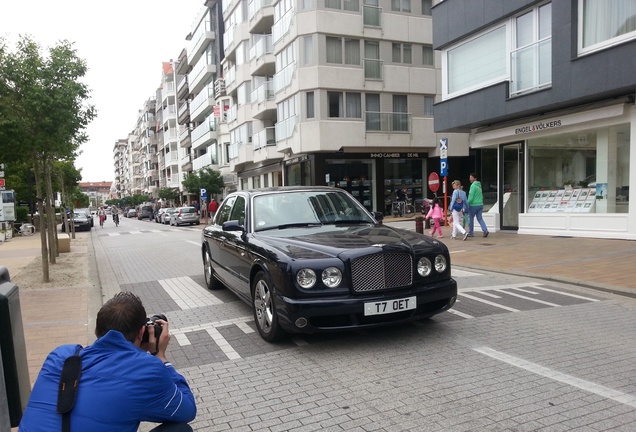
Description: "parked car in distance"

(154, 208), (166, 223)
(170, 207), (200, 226)
(71, 211), (91, 232)
(201, 186), (458, 342)
(127, 208), (137, 218)
(161, 208), (177, 224)
(138, 205), (153, 220)
(75, 208), (94, 227)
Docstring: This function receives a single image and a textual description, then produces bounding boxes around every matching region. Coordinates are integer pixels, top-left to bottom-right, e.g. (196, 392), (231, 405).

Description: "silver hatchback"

(169, 206), (200, 226)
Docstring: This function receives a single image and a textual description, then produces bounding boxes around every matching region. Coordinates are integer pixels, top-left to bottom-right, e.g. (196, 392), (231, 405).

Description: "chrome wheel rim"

(254, 279), (273, 333)
(204, 251), (213, 285)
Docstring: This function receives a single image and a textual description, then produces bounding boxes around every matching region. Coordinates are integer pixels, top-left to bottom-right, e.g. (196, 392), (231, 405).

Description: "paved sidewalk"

(1, 224), (635, 391)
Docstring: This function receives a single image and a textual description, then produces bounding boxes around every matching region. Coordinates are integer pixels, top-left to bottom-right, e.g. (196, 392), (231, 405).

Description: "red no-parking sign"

(428, 172), (440, 193)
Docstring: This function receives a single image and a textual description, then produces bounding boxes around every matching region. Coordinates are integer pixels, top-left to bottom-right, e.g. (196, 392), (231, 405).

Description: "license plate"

(364, 296), (416, 316)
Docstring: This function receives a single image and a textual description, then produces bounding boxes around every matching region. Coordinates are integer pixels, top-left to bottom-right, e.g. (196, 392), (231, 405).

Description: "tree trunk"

(33, 155), (49, 282)
(44, 159), (57, 263)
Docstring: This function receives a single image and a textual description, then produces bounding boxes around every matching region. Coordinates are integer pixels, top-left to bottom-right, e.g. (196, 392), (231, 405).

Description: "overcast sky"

(1, 0), (203, 183)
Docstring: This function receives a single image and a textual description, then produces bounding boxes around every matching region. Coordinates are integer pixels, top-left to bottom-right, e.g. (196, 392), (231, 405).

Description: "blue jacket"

(19, 330), (196, 432)
(451, 189), (468, 212)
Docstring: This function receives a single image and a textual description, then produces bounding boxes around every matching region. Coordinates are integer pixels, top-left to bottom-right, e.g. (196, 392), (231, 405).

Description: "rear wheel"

(252, 271), (285, 342)
(203, 247), (223, 290)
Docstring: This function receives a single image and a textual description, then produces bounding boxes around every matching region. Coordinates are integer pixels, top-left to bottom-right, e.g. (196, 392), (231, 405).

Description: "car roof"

(229, 186), (342, 198)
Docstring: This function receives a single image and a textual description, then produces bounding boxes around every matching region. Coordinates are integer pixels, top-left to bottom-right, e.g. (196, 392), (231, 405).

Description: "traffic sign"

(428, 172), (440, 193)
(200, 188), (207, 200)
(0, 179), (5, 187)
(439, 138), (448, 177)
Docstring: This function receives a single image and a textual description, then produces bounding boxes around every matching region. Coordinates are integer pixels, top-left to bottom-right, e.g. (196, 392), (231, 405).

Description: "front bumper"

(274, 279), (457, 333)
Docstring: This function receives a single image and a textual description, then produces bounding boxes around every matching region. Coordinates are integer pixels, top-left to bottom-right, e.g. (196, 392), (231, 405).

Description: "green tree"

(182, 167), (224, 197)
(158, 187), (179, 202)
(0, 36), (95, 281)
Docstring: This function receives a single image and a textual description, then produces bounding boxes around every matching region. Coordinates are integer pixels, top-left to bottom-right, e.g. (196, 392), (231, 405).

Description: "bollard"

(415, 216), (424, 234)
(0, 266), (31, 427)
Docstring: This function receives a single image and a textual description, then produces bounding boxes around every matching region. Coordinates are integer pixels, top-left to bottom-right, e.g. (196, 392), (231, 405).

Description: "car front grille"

(350, 252), (412, 292)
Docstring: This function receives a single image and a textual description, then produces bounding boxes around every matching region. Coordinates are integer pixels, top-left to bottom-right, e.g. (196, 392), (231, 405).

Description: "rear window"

(181, 207), (195, 213)
(142, 206), (153, 211)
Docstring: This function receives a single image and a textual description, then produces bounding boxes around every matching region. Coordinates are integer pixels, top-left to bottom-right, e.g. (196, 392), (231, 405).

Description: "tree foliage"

(158, 187), (179, 201)
(0, 35), (95, 281)
(182, 167), (224, 196)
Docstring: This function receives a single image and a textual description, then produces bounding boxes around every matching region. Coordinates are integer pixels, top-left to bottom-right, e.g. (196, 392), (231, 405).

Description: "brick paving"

(2, 220), (636, 431)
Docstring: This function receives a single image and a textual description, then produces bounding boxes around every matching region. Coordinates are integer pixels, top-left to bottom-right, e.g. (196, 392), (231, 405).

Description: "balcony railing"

(272, 8), (293, 44)
(364, 58), (383, 80)
(253, 127), (276, 150)
(275, 115), (297, 141)
(250, 34), (273, 60)
(191, 116), (216, 142)
(273, 61), (295, 93)
(365, 111), (411, 133)
(363, 5), (381, 26)
(251, 81), (274, 104)
(193, 149), (218, 171)
(510, 37), (552, 96)
(249, 0), (273, 20)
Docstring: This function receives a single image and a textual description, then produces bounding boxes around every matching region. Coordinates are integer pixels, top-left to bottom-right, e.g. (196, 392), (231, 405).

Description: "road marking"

(452, 269), (483, 277)
(531, 286), (600, 302)
(108, 232), (121, 237)
(158, 276), (223, 309)
(447, 309), (474, 319)
(173, 333), (191, 346)
(474, 347), (636, 408)
(478, 291), (502, 299)
(171, 316), (253, 337)
(450, 250), (466, 254)
(185, 240), (199, 246)
(508, 287), (539, 295)
(129, 231), (144, 235)
(206, 327), (241, 360)
(460, 282), (545, 292)
(460, 293), (520, 312)
(236, 322), (255, 334)
(493, 289), (560, 307)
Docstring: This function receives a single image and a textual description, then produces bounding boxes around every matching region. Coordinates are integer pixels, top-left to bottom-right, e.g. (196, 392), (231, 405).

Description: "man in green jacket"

(467, 172), (489, 238)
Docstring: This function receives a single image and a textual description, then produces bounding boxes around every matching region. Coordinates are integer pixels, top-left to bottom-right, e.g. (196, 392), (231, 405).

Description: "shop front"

(471, 102), (635, 239)
(283, 152), (429, 214)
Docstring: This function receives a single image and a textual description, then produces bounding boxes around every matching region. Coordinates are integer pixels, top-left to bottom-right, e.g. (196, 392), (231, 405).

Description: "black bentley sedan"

(201, 187), (457, 341)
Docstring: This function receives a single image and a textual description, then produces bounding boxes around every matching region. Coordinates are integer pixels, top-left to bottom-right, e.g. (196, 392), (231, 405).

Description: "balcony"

(275, 115), (297, 142)
(249, 34), (275, 76)
(181, 153), (193, 171)
(272, 7), (293, 45)
(176, 74), (188, 99)
(189, 56), (217, 95)
(510, 37), (552, 97)
(179, 126), (192, 148)
(178, 101), (190, 123)
(193, 149), (218, 171)
(363, 5), (381, 27)
(365, 111), (411, 134)
(249, 0), (274, 33)
(189, 83), (214, 121)
(273, 61), (295, 94)
(188, 20), (215, 67)
(253, 127), (276, 150)
(191, 116), (217, 151)
(251, 81), (275, 120)
(164, 150), (180, 165)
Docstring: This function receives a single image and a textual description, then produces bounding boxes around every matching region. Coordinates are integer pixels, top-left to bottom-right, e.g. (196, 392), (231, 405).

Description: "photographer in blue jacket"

(19, 292), (196, 432)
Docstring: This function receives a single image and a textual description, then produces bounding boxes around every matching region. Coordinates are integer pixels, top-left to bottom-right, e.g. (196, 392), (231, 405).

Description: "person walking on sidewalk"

(467, 172), (489, 238)
(425, 196), (444, 238)
(450, 180), (469, 241)
(207, 198), (219, 223)
(19, 292), (197, 432)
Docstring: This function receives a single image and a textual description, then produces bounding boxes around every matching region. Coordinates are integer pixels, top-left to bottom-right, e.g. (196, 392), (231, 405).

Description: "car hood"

(255, 224), (445, 259)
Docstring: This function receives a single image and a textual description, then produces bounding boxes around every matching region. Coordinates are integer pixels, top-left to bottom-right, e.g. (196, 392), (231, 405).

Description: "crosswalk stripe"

(493, 289), (560, 307)
(460, 293), (520, 312)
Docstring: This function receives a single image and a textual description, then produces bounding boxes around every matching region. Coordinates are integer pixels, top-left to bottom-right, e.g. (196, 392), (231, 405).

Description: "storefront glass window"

(325, 159), (374, 210)
(527, 126), (630, 214)
(383, 159), (424, 213)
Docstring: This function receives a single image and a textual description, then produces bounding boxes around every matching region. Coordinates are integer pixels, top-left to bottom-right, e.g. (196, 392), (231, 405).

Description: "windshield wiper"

(276, 222), (323, 229)
(323, 219), (372, 225)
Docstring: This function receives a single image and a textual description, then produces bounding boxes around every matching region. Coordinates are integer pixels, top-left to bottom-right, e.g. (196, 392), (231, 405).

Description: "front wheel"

(252, 271), (285, 342)
(203, 247), (223, 290)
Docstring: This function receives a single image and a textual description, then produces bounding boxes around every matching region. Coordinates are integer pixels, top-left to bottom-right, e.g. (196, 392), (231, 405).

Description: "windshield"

(252, 190), (375, 231)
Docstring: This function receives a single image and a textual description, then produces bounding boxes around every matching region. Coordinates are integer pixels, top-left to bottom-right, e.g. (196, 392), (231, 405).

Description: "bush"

(16, 206), (29, 222)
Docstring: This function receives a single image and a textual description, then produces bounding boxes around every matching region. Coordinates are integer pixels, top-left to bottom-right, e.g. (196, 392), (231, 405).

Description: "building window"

(446, 25), (507, 96)
(346, 93), (362, 118)
(304, 35), (314, 65)
(421, 0), (431, 15)
(510, 3), (552, 96)
(392, 43), (411, 63)
(393, 95), (408, 131)
(327, 37), (360, 64)
(365, 93), (380, 131)
(306, 92), (315, 118)
(345, 38), (361, 64)
(422, 45), (434, 66)
(423, 95), (434, 116)
(580, 0), (636, 54)
(391, 0), (410, 12)
(326, 0), (359, 11)
(328, 92), (343, 117)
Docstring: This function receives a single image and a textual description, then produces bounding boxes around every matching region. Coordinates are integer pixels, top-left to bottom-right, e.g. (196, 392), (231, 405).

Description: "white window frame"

(577, 0), (636, 55)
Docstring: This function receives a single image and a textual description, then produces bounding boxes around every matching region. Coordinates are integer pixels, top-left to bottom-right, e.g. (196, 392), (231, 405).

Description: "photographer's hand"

(149, 319), (170, 363)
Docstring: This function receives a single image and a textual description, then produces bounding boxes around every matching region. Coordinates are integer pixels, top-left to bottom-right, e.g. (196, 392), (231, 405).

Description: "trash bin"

(0, 266), (31, 427)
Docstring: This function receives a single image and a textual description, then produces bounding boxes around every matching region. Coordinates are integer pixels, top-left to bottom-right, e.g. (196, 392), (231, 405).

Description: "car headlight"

(321, 267), (342, 288)
(435, 255), (447, 273)
(417, 257), (432, 277)
(297, 268), (317, 288)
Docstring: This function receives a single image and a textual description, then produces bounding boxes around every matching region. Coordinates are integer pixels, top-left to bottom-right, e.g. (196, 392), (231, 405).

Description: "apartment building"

(112, 138), (128, 198)
(220, 0), (468, 213)
(432, 0), (636, 240)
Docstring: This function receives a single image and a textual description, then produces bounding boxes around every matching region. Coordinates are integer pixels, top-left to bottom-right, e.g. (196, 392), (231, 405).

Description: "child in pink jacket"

(425, 197), (444, 238)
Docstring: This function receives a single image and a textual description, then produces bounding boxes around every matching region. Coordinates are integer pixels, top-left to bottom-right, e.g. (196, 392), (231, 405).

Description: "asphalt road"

(91, 217), (636, 431)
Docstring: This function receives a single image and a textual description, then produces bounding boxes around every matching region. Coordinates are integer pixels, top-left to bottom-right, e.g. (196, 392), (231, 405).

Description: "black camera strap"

(57, 346), (83, 432)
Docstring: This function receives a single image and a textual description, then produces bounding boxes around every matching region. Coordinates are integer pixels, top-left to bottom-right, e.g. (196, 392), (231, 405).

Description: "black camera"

(142, 313), (167, 343)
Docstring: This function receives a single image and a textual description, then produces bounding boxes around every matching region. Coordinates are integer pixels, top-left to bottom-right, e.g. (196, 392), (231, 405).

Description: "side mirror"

(222, 220), (245, 232)
(372, 211), (384, 224)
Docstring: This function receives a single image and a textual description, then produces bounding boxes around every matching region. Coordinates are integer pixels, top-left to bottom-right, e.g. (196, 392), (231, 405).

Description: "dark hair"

(95, 292), (147, 342)
(470, 172), (478, 179)
(433, 196), (439, 205)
